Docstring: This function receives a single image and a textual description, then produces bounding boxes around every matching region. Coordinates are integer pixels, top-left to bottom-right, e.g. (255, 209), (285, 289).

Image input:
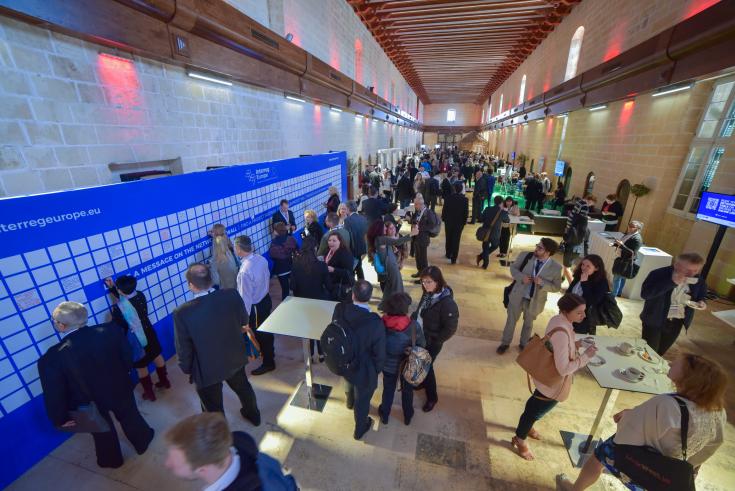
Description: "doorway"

(616, 179), (631, 226)
(563, 166), (573, 195)
(584, 172), (596, 195)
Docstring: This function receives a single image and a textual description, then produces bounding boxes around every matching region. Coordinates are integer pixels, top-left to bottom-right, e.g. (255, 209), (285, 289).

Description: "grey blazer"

(508, 253), (563, 318)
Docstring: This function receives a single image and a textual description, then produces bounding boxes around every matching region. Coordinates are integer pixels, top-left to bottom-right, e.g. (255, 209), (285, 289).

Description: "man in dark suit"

(38, 301), (154, 469)
(477, 196), (509, 269)
(396, 170), (414, 209)
(524, 174), (544, 212)
(173, 264), (261, 424)
(640, 252), (707, 355)
(470, 170), (488, 224)
(271, 199), (296, 234)
(360, 186), (388, 224)
(337, 280), (386, 440)
(441, 181), (469, 264)
(409, 196), (434, 283)
(344, 200), (369, 280)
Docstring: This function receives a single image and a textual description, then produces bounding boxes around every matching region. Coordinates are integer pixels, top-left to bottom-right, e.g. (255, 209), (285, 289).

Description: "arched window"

(564, 26), (585, 81)
(519, 74), (527, 104)
(446, 109), (456, 122)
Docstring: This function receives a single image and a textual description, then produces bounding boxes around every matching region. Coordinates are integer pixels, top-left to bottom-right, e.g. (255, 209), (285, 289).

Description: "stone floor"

(9, 214), (735, 490)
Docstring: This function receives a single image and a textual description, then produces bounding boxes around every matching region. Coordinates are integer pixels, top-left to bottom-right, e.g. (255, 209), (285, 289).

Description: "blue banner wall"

(0, 152), (347, 487)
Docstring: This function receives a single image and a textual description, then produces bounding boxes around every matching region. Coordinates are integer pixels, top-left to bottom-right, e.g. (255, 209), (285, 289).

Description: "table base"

(561, 430), (599, 468)
(289, 380), (332, 412)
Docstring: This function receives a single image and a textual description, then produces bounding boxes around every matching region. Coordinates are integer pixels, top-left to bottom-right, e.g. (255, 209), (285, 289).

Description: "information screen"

(696, 191), (735, 227)
(554, 160), (566, 176)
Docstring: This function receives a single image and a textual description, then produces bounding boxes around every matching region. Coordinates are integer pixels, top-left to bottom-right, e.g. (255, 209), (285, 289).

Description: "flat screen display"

(696, 191), (735, 227)
(554, 160), (566, 176)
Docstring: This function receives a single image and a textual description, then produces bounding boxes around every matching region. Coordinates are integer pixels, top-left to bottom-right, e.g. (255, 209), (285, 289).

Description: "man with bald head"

(173, 263), (261, 425)
(409, 195), (435, 283)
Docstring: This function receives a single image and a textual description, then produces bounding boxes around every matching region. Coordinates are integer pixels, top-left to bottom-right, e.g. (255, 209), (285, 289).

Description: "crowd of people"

(35, 148), (727, 490)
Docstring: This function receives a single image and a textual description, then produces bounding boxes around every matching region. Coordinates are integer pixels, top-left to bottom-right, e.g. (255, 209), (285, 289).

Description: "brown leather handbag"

(515, 326), (571, 388)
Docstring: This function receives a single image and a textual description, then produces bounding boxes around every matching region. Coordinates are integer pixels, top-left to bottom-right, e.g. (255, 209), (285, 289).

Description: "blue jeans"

(612, 274), (626, 296)
(380, 371), (414, 421)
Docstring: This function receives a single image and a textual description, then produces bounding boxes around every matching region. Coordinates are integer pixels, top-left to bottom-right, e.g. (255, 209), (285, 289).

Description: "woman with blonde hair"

(210, 235), (239, 289)
(413, 172), (426, 198)
(557, 353), (727, 490)
(337, 202), (349, 224)
(301, 209), (323, 246)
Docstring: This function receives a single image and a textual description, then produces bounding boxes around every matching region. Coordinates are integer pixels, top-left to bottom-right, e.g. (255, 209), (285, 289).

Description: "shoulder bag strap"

(672, 395), (690, 461)
(410, 321), (416, 348)
(545, 326), (574, 361)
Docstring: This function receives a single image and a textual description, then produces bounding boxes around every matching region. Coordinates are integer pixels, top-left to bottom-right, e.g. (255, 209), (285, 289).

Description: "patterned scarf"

(118, 293), (148, 348)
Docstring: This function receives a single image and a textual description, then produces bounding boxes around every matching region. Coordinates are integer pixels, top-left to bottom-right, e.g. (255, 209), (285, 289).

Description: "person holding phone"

(639, 252), (707, 355)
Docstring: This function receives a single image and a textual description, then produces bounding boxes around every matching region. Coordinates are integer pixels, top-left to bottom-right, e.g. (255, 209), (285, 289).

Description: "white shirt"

(193, 288), (215, 299)
(203, 448), (240, 491)
(236, 253), (271, 315)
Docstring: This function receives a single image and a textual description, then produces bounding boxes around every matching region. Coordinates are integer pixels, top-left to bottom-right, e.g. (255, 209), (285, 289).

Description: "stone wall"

(423, 103), (482, 126)
(0, 9), (421, 198)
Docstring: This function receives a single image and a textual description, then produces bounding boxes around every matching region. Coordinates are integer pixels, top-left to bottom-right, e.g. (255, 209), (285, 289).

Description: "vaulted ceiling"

(348, 0), (581, 104)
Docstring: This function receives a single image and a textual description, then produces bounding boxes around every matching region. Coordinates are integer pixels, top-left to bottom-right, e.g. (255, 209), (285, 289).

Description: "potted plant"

(628, 183), (651, 221)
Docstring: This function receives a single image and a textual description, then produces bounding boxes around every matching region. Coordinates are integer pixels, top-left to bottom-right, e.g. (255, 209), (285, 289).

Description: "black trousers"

(480, 240), (499, 268)
(345, 382), (376, 434)
(444, 225), (463, 261)
(642, 318), (685, 356)
(93, 393), (154, 468)
(499, 227), (511, 255)
(515, 390), (558, 439)
(415, 241), (429, 273)
(471, 196), (485, 223)
(427, 195), (437, 212)
(380, 370), (414, 421)
(423, 341), (444, 403)
(525, 198), (540, 212)
(276, 274), (290, 301)
(197, 367), (260, 420)
(354, 255), (365, 280)
(251, 294), (274, 367)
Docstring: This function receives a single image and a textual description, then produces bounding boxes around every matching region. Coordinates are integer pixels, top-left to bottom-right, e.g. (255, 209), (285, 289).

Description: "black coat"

(396, 173), (414, 201)
(326, 194), (340, 214)
(360, 197), (386, 224)
(38, 323), (134, 426)
(524, 178), (544, 200)
(440, 178), (453, 198)
(291, 259), (331, 300)
(344, 212), (369, 258)
(271, 209), (296, 232)
(639, 266), (707, 329)
(224, 431), (262, 491)
(110, 290), (162, 367)
(173, 289), (249, 389)
(442, 193), (469, 228)
(326, 246), (355, 291)
(616, 232), (642, 262)
(474, 174), (489, 198)
(334, 303), (386, 389)
(412, 288), (459, 347)
(301, 221), (324, 245)
(568, 276), (609, 331)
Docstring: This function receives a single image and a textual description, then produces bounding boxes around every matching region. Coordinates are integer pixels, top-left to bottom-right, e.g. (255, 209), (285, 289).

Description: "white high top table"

(561, 334), (674, 467)
(258, 296), (338, 411)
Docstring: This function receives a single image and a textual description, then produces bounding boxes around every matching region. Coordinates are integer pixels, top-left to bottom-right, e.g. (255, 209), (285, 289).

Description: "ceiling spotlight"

(330, 106), (342, 113)
(652, 83), (693, 97)
(285, 94), (305, 103)
(187, 70), (232, 86)
(588, 104), (607, 111)
(285, 33), (294, 42)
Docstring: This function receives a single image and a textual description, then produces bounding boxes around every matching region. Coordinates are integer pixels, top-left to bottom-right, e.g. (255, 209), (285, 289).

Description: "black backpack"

(563, 213), (588, 246)
(320, 304), (360, 376)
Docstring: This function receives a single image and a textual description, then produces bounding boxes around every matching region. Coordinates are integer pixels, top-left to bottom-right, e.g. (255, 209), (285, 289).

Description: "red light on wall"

(685, 0), (720, 19)
(97, 52), (143, 125)
(619, 100), (635, 128)
(354, 39), (363, 84)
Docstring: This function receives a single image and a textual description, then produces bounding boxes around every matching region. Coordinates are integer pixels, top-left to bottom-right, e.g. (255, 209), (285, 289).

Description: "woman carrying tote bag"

(511, 293), (597, 460)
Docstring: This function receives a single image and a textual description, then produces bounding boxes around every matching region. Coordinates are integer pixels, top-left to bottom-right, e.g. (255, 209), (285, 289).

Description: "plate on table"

(617, 367), (645, 383)
(588, 355), (606, 367)
(637, 349), (660, 364)
(615, 344), (635, 356)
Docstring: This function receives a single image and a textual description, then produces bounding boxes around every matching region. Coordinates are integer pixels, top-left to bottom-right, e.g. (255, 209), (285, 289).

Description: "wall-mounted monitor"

(696, 191), (735, 228)
(554, 160), (566, 177)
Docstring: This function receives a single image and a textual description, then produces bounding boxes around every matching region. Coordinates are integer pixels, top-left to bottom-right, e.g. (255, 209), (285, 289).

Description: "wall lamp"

(187, 70), (232, 86)
(285, 33), (294, 42)
(285, 94), (306, 103)
(330, 106), (342, 113)
(588, 104), (607, 111)
(652, 83), (693, 97)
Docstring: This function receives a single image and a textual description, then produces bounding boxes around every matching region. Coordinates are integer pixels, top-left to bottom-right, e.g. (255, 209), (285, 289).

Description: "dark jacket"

(268, 234), (297, 275)
(271, 209), (296, 232)
(326, 194), (340, 214)
(411, 207), (435, 246)
(442, 193), (469, 228)
(396, 173), (414, 201)
(480, 205), (509, 244)
(383, 316), (425, 375)
(413, 288), (459, 346)
(474, 174), (489, 198)
(361, 197), (388, 224)
(291, 258), (331, 300)
(173, 289), (249, 389)
(524, 178), (544, 200)
(38, 323), (134, 426)
(440, 177), (453, 198)
(326, 246), (355, 292)
(568, 276), (610, 331)
(334, 303), (386, 389)
(224, 431), (298, 491)
(639, 266), (707, 329)
(301, 221), (323, 245)
(519, 166), (527, 179)
(344, 212), (369, 258)
(616, 232), (642, 262)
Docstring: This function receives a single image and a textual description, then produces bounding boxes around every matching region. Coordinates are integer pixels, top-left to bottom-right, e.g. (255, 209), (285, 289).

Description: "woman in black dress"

(567, 254), (610, 335)
(105, 275), (170, 401)
(291, 237), (332, 361)
(324, 231), (354, 302)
